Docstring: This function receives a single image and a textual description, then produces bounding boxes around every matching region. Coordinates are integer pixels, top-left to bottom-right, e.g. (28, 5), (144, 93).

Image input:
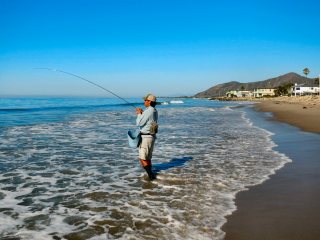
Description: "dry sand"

(255, 95), (320, 133)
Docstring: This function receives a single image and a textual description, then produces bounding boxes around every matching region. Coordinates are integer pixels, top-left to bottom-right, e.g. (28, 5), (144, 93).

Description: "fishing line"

(34, 68), (137, 109)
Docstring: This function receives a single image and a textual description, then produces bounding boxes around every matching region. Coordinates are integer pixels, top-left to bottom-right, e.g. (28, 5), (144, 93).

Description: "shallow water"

(0, 98), (291, 239)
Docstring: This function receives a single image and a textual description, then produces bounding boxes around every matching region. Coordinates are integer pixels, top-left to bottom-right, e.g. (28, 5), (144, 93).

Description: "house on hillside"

(253, 88), (275, 98)
(291, 83), (320, 96)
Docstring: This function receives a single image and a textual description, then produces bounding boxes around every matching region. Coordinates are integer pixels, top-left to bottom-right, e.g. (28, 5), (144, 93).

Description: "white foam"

(161, 101), (169, 105)
(169, 100), (184, 104)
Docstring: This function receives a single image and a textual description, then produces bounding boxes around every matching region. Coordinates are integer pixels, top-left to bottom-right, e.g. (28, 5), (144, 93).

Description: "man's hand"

(136, 108), (143, 115)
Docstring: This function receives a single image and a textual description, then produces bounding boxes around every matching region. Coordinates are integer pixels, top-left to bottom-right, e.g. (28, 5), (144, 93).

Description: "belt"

(140, 133), (154, 135)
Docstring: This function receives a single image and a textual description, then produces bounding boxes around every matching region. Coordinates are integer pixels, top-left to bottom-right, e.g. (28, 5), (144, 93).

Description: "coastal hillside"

(194, 72), (316, 98)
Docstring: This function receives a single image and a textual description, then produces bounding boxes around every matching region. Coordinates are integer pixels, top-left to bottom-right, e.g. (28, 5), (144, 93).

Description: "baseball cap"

(143, 93), (157, 102)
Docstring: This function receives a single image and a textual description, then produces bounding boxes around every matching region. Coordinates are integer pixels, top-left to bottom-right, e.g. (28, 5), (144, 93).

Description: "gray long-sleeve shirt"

(136, 106), (158, 134)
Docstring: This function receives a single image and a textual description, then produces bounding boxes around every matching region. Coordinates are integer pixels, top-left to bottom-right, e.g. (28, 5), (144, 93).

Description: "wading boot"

(143, 165), (156, 181)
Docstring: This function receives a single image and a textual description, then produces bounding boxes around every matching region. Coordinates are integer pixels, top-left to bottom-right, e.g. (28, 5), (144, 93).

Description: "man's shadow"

(152, 157), (193, 175)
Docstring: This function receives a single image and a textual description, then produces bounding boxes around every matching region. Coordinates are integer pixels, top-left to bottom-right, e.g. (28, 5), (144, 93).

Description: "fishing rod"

(34, 68), (137, 109)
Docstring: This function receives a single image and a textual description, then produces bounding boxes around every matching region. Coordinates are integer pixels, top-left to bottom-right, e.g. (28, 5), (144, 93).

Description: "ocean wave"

(169, 100), (184, 104)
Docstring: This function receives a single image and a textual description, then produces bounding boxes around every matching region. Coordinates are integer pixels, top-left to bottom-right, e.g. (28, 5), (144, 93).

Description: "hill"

(194, 72), (317, 98)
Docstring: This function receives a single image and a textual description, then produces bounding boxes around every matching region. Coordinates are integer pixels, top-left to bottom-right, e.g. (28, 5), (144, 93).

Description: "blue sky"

(1, 0), (320, 97)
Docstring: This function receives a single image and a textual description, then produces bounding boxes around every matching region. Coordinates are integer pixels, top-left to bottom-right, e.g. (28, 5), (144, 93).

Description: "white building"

(226, 90), (253, 98)
(291, 84), (320, 96)
(253, 88), (275, 98)
(226, 89), (275, 98)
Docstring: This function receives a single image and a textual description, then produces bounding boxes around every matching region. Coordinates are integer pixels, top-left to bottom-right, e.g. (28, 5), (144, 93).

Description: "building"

(226, 89), (275, 98)
(291, 84), (320, 96)
(226, 90), (253, 98)
(253, 88), (275, 98)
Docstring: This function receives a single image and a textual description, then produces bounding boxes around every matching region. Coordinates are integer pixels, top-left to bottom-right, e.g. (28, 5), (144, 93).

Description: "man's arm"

(136, 108), (151, 127)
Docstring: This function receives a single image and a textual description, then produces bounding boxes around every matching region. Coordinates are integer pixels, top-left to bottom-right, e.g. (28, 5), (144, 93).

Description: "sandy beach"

(255, 95), (320, 133)
(222, 95), (320, 239)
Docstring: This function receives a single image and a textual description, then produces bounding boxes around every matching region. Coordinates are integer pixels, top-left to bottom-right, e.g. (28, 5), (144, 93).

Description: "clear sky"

(1, 0), (320, 97)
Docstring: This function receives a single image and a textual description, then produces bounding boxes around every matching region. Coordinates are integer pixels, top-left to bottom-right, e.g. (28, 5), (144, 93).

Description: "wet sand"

(222, 96), (320, 240)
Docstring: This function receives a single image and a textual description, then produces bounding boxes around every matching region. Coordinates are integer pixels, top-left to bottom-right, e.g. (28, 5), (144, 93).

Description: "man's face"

(144, 99), (151, 107)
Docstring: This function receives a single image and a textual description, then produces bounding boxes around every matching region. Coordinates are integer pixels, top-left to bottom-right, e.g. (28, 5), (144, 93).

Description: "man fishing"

(35, 69), (160, 180)
(135, 94), (158, 180)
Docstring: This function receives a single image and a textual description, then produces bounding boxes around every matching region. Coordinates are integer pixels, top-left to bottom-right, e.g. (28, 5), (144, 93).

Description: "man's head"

(143, 93), (157, 107)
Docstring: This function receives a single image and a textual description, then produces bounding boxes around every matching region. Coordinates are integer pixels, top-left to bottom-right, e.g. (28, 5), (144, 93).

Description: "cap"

(143, 93), (157, 102)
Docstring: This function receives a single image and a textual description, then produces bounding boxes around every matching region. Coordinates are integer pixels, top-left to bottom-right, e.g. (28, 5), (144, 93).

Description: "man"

(135, 93), (158, 180)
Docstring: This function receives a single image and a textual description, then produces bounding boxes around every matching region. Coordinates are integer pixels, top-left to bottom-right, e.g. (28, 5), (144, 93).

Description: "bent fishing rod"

(34, 68), (137, 109)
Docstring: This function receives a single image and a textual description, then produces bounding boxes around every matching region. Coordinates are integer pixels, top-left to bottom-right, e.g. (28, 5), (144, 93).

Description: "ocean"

(0, 97), (291, 240)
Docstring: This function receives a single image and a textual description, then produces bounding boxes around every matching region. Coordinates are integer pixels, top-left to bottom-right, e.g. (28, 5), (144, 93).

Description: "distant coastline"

(193, 72), (319, 98)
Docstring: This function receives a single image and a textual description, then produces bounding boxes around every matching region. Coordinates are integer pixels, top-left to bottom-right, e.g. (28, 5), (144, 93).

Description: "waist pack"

(150, 121), (158, 135)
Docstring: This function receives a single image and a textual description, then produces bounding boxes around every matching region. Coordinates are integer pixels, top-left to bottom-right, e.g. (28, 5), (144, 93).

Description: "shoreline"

(222, 98), (320, 239)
